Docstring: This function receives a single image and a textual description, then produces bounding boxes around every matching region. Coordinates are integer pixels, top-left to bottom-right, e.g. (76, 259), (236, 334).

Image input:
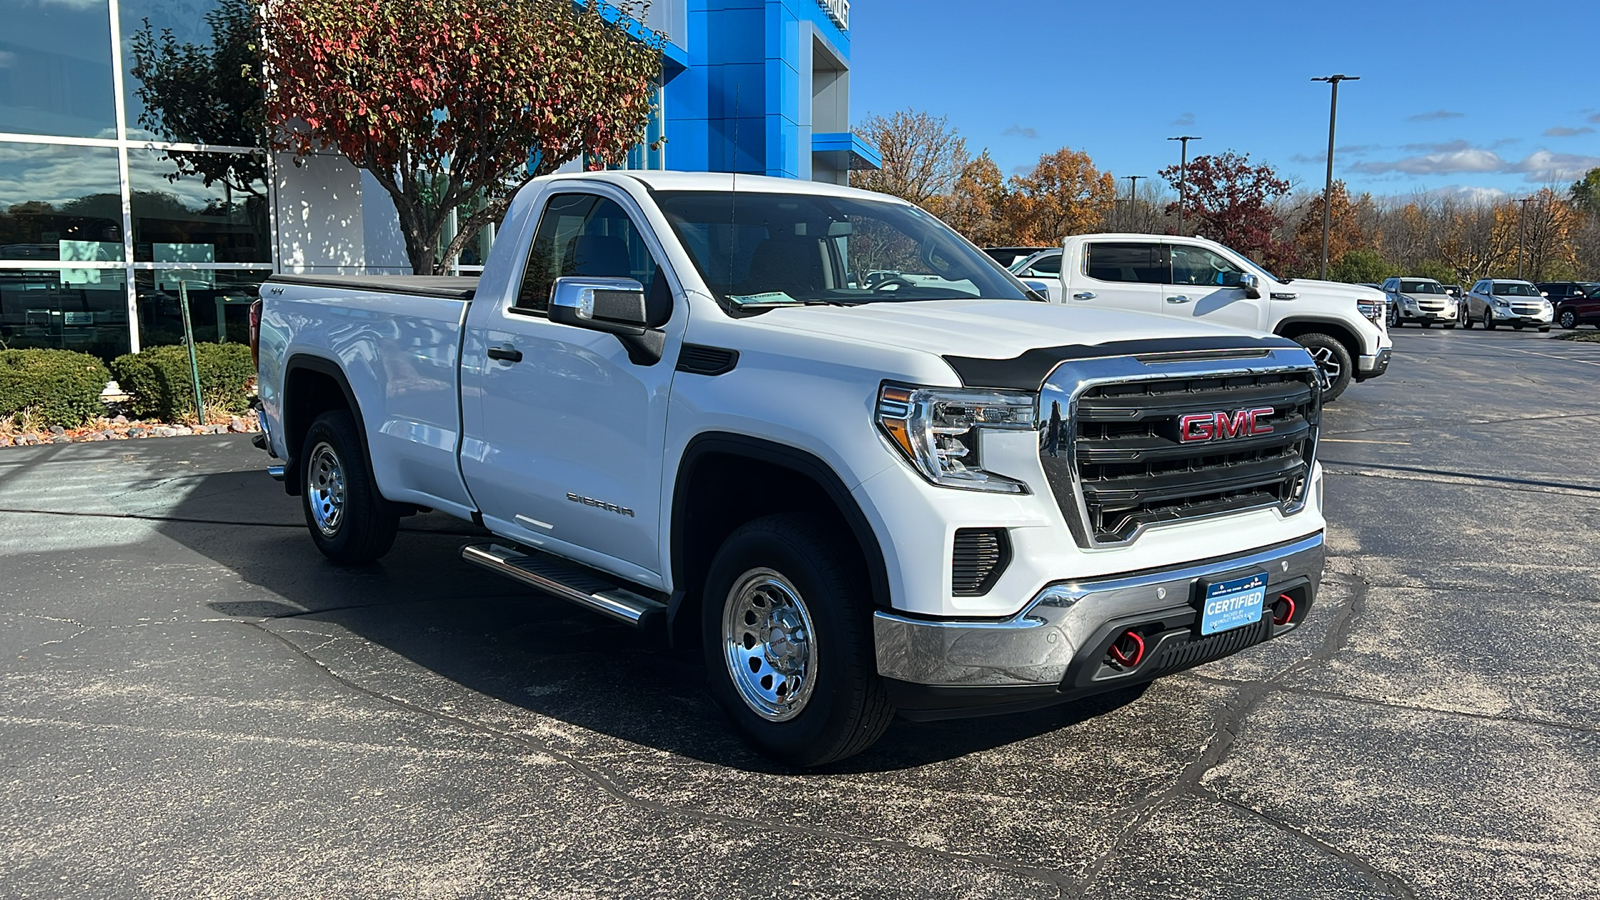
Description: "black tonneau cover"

(266, 273), (479, 301)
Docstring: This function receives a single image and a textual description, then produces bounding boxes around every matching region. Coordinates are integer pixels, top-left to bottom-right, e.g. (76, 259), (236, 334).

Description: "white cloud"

(1544, 126), (1596, 137)
(1349, 145), (1600, 182)
(1002, 125), (1038, 139)
(1171, 112), (1195, 127)
(1423, 184), (1509, 202)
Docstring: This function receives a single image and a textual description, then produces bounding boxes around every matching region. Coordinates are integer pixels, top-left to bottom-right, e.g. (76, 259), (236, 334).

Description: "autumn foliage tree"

(260, 0), (663, 275)
(852, 111), (971, 206)
(1161, 151), (1293, 269)
(1293, 180), (1364, 273)
(1003, 148), (1116, 245)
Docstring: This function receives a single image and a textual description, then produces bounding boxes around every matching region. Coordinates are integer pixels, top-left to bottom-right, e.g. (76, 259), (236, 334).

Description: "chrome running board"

(461, 543), (666, 628)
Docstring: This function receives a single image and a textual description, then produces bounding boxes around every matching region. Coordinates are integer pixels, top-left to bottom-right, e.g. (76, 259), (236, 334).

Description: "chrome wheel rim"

(306, 442), (346, 537)
(1386, 305), (1398, 327)
(1561, 311), (1576, 328)
(1308, 346), (1343, 381)
(722, 568), (818, 722)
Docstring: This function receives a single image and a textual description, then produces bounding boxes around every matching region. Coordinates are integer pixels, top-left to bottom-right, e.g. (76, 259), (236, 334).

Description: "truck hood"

(753, 298), (1275, 363)
(1286, 278), (1382, 299)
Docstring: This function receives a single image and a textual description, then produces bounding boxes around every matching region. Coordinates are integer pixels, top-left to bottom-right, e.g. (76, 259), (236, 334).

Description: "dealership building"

(0, 0), (876, 358)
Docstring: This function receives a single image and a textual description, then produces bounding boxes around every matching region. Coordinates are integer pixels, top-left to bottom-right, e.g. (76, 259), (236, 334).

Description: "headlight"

(1356, 298), (1382, 322)
(1493, 298), (1511, 309)
(877, 385), (1033, 493)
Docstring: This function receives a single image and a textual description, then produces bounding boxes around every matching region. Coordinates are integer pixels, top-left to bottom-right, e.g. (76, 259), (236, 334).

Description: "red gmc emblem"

(1178, 407), (1276, 443)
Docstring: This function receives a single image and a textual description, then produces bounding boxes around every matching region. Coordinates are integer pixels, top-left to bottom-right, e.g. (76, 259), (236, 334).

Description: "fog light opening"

(1271, 593), (1297, 626)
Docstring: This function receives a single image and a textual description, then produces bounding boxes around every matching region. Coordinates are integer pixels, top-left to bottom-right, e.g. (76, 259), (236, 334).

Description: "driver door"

(1163, 243), (1267, 331)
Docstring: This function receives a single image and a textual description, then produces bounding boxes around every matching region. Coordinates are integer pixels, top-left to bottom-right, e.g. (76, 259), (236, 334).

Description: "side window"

(1168, 245), (1246, 288)
(1381, 278), (1396, 291)
(1084, 243), (1165, 283)
(1022, 254), (1062, 276)
(515, 194), (665, 320)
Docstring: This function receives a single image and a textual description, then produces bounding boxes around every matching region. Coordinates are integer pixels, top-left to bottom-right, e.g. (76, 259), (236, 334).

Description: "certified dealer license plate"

(1199, 572), (1268, 636)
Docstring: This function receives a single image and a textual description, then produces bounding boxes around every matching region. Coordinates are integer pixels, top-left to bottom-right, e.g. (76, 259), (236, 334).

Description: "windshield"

(1491, 282), (1541, 297)
(1400, 280), (1444, 294)
(1234, 253), (1280, 284)
(653, 191), (1029, 308)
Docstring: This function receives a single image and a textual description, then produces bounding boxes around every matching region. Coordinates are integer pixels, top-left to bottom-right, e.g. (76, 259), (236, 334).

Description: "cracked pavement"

(2, 326), (1598, 898)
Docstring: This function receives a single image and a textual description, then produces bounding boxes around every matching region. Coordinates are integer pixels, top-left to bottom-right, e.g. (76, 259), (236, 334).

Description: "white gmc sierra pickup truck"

(254, 172), (1328, 765)
(1013, 236), (1392, 401)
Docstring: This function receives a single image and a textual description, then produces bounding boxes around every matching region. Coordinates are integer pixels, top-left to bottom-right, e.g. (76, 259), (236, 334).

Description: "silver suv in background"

(1382, 276), (1459, 328)
(1464, 279), (1553, 331)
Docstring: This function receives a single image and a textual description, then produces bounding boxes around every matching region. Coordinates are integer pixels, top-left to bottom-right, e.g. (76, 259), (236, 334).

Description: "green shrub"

(0, 349), (111, 428)
(111, 343), (255, 421)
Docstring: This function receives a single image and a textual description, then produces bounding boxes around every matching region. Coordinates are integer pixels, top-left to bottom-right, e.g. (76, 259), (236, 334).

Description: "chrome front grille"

(1038, 349), (1321, 548)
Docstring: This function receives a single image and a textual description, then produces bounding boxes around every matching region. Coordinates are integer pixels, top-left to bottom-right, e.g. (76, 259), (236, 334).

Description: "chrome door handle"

(1072, 292), (1096, 300)
(1167, 295), (1191, 304)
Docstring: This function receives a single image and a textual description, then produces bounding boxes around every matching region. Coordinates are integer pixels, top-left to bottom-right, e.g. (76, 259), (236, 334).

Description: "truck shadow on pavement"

(160, 470), (1141, 773)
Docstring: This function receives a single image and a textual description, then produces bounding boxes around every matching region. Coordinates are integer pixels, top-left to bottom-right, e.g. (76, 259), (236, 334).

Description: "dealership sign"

(817, 0), (849, 29)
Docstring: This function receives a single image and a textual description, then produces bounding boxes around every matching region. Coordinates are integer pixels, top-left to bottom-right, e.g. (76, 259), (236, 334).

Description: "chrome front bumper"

(1358, 347), (1392, 378)
(873, 532), (1326, 690)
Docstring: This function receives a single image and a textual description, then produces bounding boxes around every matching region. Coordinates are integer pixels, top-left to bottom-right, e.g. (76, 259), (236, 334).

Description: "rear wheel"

(701, 514), (893, 767)
(300, 410), (399, 564)
(1419, 320), (1432, 329)
(1291, 332), (1353, 403)
(1444, 321), (1458, 330)
(1512, 323), (1524, 330)
(1538, 325), (1551, 333)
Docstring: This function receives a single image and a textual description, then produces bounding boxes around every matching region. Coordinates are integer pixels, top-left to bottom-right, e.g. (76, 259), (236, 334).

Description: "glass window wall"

(0, 0), (118, 139)
(135, 268), (269, 348)
(0, 143), (125, 263)
(129, 147), (269, 263)
(0, 268), (130, 358)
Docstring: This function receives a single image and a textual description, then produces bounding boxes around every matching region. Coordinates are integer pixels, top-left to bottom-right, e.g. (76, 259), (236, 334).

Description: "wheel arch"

(667, 433), (891, 650)
(281, 354), (370, 497)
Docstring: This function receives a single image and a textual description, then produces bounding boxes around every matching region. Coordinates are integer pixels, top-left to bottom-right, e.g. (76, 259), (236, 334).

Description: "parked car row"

(1381, 276), (1600, 332)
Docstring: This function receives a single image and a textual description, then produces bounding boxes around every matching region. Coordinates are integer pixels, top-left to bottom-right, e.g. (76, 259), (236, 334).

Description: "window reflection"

(0, 143), (124, 262)
(121, 0), (262, 147)
(0, 0), (118, 139)
(135, 269), (267, 347)
(129, 148), (269, 263)
(0, 268), (130, 360)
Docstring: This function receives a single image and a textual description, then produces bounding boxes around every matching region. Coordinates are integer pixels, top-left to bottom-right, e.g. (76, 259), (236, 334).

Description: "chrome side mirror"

(550, 276), (649, 335)
(1239, 273), (1261, 299)
(548, 276), (663, 365)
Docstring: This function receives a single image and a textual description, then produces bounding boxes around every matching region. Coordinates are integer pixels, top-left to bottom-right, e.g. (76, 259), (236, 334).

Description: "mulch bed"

(0, 410), (261, 447)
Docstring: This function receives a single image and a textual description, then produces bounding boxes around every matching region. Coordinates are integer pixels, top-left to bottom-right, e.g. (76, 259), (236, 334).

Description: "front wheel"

(1292, 332), (1353, 403)
(1559, 309), (1578, 329)
(300, 410), (399, 564)
(701, 514), (893, 767)
(1483, 309), (1497, 330)
(1387, 305), (1400, 328)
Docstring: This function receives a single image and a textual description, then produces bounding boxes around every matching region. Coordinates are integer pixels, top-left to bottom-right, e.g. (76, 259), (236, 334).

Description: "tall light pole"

(1167, 136), (1200, 234)
(1312, 74), (1359, 280)
(1123, 174), (1144, 231)
(1517, 196), (1534, 279)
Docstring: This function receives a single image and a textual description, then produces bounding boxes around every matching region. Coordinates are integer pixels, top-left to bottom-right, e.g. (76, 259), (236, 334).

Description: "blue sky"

(849, 0), (1600, 201)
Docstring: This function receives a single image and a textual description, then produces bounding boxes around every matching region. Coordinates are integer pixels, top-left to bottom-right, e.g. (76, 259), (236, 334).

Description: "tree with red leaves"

(261, 0), (663, 275)
(1160, 151), (1295, 271)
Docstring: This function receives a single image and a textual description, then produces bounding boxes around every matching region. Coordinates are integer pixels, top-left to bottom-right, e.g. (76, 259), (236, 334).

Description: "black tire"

(1387, 305), (1400, 328)
(300, 410), (399, 564)
(1483, 309), (1497, 330)
(1559, 309), (1578, 329)
(1419, 320), (1432, 328)
(1463, 308), (1474, 329)
(701, 513), (893, 767)
(1444, 320), (1457, 330)
(1538, 326), (1551, 333)
(1512, 323), (1524, 330)
(1292, 332), (1353, 403)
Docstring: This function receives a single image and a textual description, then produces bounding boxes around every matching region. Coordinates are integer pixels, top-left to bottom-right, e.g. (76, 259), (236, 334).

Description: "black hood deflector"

(943, 335), (1303, 391)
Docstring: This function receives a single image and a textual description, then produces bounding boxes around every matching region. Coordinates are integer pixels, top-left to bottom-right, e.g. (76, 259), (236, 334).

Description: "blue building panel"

(645, 0), (874, 182)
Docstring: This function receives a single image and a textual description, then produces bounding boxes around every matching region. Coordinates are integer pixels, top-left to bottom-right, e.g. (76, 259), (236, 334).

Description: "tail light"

(248, 298), (263, 369)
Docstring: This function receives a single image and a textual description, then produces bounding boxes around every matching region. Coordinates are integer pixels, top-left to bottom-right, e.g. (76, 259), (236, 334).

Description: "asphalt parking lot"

(3, 325), (1598, 899)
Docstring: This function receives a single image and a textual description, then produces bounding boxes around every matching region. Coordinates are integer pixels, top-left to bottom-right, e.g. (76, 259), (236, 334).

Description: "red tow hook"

(1271, 593), (1297, 626)
(1108, 630), (1146, 669)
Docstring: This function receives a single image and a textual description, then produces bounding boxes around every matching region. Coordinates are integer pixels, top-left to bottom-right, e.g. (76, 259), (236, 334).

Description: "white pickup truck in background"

(1012, 236), (1392, 401)
(254, 172), (1328, 765)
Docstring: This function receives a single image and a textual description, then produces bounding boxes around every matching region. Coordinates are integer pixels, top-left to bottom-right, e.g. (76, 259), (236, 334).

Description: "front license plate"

(1199, 572), (1267, 636)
